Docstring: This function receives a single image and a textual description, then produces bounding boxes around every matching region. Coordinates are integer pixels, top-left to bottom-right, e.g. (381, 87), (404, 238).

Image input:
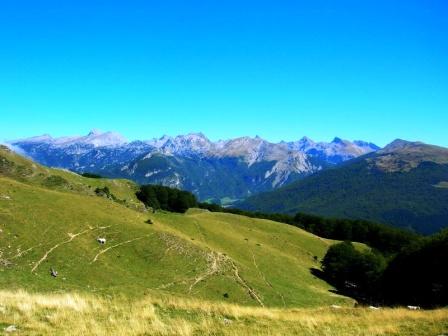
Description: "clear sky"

(0, 0), (447, 147)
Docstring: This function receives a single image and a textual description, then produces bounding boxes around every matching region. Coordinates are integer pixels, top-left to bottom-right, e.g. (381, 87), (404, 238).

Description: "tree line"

(198, 203), (417, 255)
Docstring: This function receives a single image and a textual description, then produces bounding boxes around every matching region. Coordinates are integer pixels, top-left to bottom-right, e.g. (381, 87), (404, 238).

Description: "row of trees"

(81, 172), (103, 179)
(198, 203), (417, 255)
(293, 213), (418, 255)
(321, 230), (448, 307)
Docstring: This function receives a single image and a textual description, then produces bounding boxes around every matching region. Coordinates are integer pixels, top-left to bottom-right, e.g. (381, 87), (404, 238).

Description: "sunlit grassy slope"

(0, 145), (349, 308)
(0, 145), (143, 209)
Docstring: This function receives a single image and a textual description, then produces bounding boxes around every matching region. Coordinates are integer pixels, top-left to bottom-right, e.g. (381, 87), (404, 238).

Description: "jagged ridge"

(9, 130), (379, 202)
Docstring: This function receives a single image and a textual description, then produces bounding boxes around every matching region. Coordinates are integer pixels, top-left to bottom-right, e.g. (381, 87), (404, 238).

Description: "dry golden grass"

(0, 290), (447, 336)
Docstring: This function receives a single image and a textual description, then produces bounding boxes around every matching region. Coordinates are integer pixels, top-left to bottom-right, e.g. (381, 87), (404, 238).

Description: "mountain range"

(239, 140), (448, 234)
(9, 130), (379, 202)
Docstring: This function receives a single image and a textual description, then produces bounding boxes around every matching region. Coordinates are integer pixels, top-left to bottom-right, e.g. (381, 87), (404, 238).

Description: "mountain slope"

(0, 145), (352, 307)
(10, 131), (379, 202)
(239, 140), (448, 234)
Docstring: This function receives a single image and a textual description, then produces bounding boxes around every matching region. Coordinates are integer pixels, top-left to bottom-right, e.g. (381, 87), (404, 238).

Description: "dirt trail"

(31, 226), (108, 273)
(157, 250), (226, 292)
(251, 251), (286, 307)
(155, 226), (264, 306)
(90, 234), (151, 263)
(229, 258), (264, 307)
(189, 251), (225, 292)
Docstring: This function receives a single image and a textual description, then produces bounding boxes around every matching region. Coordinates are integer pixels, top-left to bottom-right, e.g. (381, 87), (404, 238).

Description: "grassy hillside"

(0, 145), (350, 308)
(0, 145), (143, 210)
(239, 141), (448, 234)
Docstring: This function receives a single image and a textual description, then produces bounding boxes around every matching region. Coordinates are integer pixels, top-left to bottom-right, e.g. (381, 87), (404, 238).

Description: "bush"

(42, 175), (69, 188)
(95, 186), (111, 197)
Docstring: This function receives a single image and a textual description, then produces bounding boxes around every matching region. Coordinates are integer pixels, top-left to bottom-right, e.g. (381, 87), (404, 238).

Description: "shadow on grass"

(310, 267), (371, 305)
(310, 268), (344, 296)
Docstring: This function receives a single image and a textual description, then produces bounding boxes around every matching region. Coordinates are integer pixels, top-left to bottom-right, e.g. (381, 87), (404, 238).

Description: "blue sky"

(1, 0), (447, 146)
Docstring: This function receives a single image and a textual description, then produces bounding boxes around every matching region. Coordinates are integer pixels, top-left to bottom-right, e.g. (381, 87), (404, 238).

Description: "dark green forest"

(239, 158), (448, 234)
(322, 231), (448, 307)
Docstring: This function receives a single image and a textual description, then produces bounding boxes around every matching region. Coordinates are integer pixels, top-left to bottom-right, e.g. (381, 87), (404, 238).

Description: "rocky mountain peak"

(81, 130), (127, 147)
(331, 137), (349, 145)
(87, 129), (102, 136)
(381, 139), (416, 152)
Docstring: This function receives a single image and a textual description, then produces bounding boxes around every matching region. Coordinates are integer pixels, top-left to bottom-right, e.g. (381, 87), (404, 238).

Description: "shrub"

(42, 175), (69, 188)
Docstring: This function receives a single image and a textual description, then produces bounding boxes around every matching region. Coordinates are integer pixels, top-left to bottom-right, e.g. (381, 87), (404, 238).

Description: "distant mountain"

(239, 140), (448, 234)
(10, 130), (379, 202)
(287, 136), (380, 165)
(16, 129), (128, 147)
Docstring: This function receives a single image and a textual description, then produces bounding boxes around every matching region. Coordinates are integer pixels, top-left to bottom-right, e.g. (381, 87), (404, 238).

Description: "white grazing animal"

(407, 305), (421, 310)
(97, 238), (106, 245)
